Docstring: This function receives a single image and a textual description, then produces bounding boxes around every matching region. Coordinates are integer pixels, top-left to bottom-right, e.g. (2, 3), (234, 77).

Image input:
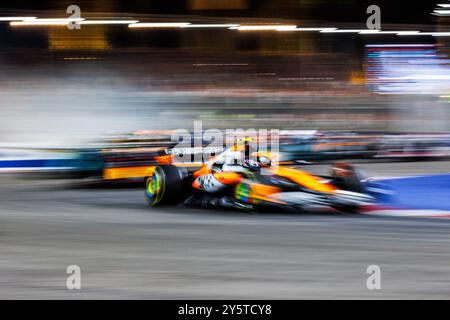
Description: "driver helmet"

(242, 159), (260, 171)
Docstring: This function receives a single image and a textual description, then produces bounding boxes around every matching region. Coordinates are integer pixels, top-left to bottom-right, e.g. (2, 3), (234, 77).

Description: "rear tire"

(145, 165), (187, 206)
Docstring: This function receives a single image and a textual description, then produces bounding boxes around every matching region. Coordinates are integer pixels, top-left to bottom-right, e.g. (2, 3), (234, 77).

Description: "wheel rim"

(235, 182), (251, 204)
(146, 169), (163, 205)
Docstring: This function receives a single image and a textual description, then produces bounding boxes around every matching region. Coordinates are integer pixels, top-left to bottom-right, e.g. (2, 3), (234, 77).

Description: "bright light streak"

(277, 27), (337, 32)
(79, 20), (139, 25)
(10, 18), (84, 26)
(438, 4), (450, 7)
(11, 21), (70, 26)
(129, 22), (191, 28)
(273, 25), (298, 31)
(396, 31), (421, 35)
(366, 44), (435, 48)
(432, 32), (450, 36)
(433, 10), (450, 15)
(13, 18), (84, 22)
(5, 18), (443, 39)
(320, 29), (369, 33)
(230, 25), (297, 31)
(401, 32), (450, 36)
(185, 24), (239, 28)
(359, 30), (402, 34)
(0, 17), (36, 21)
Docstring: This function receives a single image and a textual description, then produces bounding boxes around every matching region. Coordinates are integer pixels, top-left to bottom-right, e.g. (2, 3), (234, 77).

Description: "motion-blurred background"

(3, 1), (450, 300)
(2, 1), (450, 177)
(0, 0), (449, 147)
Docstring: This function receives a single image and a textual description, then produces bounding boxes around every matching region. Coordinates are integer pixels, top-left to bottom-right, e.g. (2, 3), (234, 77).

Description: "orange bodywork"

(272, 166), (336, 193)
(155, 155), (172, 165)
(247, 183), (283, 204)
(214, 172), (242, 185)
(193, 164), (212, 178)
(192, 179), (201, 190)
(192, 170), (242, 190)
(192, 161), (336, 198)
(103, 166), (155, 181)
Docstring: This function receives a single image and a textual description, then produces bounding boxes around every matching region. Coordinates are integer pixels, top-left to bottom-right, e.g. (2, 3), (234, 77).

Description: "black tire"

(145, 165), (188, 206)
(330, 162), (366, 193)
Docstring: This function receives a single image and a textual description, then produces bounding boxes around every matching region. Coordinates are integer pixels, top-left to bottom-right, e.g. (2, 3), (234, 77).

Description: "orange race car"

(145, 141), (374, 213)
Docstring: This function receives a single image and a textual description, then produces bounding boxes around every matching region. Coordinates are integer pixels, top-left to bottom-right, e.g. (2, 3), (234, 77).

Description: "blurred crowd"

(2, 130), (450, 182)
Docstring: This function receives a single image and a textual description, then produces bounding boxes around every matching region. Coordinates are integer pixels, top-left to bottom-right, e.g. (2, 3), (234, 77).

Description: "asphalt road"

(1, 161), (450, 299)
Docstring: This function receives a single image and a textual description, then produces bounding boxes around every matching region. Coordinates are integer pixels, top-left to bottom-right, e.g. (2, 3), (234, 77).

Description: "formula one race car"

(145, 161), (374, 213)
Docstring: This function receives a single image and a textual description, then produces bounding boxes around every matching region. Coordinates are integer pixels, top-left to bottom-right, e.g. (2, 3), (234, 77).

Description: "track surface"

(1, 162), (450, 299)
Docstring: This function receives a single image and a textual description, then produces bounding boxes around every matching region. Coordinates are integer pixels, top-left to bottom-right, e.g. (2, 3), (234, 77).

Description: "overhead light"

(230, 25), (297, 31)
(366, 44), (435, 48)
(0, 17), (36, 21)
(396, 31), (421, 35)
(438, 4), (450, 8)
(433, 10), (450, 15)
(320, 29), (369, 33)
(185, 24), (239, 28)
(79, 20), (139, 25)
(432, 32), (450, 36)
(13, 18), (84, 22)
(129, 22), (191, 28)
(10, 18), (84, 26)
(359, 30), (400, 34)
(277, 27), (337, 32)
(400, 32), (450, 36)
(273, 25), (298, 31)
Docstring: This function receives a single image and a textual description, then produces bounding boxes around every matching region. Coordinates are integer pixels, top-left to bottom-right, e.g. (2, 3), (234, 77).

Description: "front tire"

(145, 165), (187, 206)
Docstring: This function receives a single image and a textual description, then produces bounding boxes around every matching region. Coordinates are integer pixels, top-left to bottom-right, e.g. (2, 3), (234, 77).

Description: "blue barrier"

(366, 174), (450, 211)
(0, 159), (77, 169)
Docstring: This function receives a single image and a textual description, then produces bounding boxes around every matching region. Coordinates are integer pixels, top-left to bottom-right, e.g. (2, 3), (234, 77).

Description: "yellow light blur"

(49, 26), (109, 50)
(80, 20), (139, 25)
(230, 25), (297, 31)
(277, 27), (337, 32)
(185, 24), (239, 28)
(129, 23), (191, 28)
